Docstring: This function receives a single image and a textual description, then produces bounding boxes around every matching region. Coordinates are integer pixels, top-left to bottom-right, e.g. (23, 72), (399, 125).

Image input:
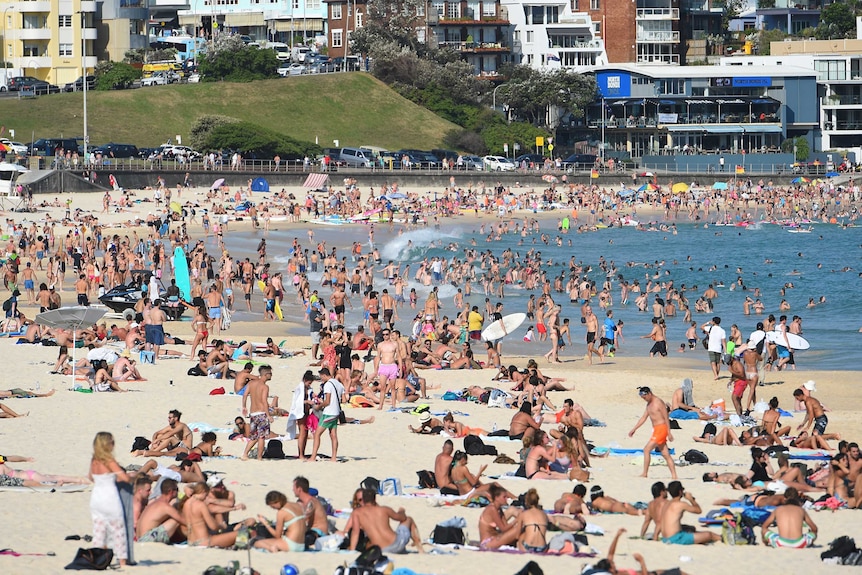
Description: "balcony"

(822, 95), (862, 106)
(437, 16), (510, 25)
(636, 53), (680, 64)
(636, 30), (680, 43)
(438, 41), (510, 53)
(16, 56), (52, 68)
(15, 28), (51, 41)
(83, 27), (98, 40)
(80, 1), (97, 12)
(17, 1), (52, 13)
(552, 40), (605, 51)
(636, 8), (680, 19)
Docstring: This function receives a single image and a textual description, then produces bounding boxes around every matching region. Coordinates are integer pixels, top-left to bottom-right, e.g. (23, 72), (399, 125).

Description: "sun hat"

(803, 380), (816, 391)
(419, 412), (432, 423)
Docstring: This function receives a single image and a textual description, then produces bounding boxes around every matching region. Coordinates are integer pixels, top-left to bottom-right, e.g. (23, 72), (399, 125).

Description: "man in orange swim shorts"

(628, 387), (678, 480)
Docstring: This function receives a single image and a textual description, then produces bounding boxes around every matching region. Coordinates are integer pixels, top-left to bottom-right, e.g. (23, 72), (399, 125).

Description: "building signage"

(597, 72), (631, 98)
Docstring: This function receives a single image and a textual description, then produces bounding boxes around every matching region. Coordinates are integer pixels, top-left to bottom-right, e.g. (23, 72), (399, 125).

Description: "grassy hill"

(0, 74), (458, 150)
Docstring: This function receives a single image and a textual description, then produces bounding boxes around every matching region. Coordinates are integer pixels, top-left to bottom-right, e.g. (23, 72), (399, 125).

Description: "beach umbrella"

(210, 178), (225, 190)
(386, 192), (407, 200)
(637, 183), (657, 192)
(825, 171), (839, 178)
(36, 306), (107, 385)
(541, 174), (558, 183)
(169, 201), (182, 214)
(638, 171), (654, 177)
(712, 182), (728, 190)
(790, 177), (809, 184)
(0, 142), (10, 153)
(671, 182), (689, 194)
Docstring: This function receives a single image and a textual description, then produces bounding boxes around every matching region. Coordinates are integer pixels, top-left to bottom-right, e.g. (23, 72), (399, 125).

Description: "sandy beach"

(0, 183), (859, 575)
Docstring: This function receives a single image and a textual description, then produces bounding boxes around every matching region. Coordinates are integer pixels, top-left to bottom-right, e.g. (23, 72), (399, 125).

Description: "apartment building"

(321, 0), (366, 60)
(178, 0), (326, 44)
(0, 0), (97, 85)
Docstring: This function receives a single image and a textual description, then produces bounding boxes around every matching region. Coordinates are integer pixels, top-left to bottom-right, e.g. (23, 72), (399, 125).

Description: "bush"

(95, 62), (141, 90)
(199, 39), (279, 82)
(443, 129), (488, 155)
(189, 115), (241, 151)
(480, 119), (548, 157)
(201, 120), (321, 159)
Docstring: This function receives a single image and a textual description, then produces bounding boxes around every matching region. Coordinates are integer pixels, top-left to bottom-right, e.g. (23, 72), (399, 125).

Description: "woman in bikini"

(761, 397), (791, 446)
(693, 423), (742, 446)
(253, 490), (306, 552)
(92, 360), (127, 392)
(450, 451), (515, 500)
(442, 412), (487, 438)
(189, 303), (211, 359)
(515, 488), (548, 553)
(789, 430), (839, 450)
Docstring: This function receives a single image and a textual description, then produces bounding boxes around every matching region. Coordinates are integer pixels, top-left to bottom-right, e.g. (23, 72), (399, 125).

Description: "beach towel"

(591, 447), (676, 457)
(285, 381), (307, 440)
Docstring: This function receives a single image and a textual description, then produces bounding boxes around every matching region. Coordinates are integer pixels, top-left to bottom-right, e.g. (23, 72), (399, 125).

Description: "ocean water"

(223, 218), (861, 371)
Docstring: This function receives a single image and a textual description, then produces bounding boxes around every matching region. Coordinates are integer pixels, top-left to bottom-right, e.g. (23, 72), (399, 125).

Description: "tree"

(189, 115), (241, 151)
(816, 3), (855, 39)
(350, 0), (426, 56)
(714, 0), (747, 33)
(199, 35), (279, 82)
(757, 29), (786, 55)
(201, 120), (321, 159)
(781, 136), (810, 161)
(498, 65), (596, 133)
(479, 117), (548, 156)
(94, 61), (141, 90)
(757, 0), (775, 8)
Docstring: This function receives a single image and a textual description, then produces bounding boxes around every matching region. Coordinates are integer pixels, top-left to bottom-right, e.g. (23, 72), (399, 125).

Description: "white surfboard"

(766, 330), (810, 350)
(482, 313), (527, 341)
(0, 484), (90, 493)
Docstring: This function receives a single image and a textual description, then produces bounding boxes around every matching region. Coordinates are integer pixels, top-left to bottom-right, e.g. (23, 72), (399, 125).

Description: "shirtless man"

(548, 398), (591, 467)
(760, 487), (818, 548)
(794, 388), (829, 436)
(381, 289), (398, 329)
(263, 279), (276, 321)
(136, 410), (194, 457)
(294, 475), (330, 537)
(206, 340), (232, 380)
(629, 387), (677, 479)
(349, 488), (424, 554)
(75, 273), (89, 306)
(554, 483), (590, 515)
(409, 411), (443, 434)
(434, 440), (459, 495)
(373, 328), (401, 410)
(233, 362), (255, 394)
(641, 482), (668, 539)
(590, 485), (643, 516)
(184, 482), (240, 548)
(584, 306), (603, 364)
(136, 478), (186, 544)
(242, 365), (273, 461)
(145, 301), (167, 361)
(330, 284), (351, 326)
(204, 284), (224, 335)
(660, 481), (720, 545)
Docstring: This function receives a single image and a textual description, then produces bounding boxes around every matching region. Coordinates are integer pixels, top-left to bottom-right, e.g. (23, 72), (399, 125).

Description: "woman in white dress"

(89, 432), (129, 567)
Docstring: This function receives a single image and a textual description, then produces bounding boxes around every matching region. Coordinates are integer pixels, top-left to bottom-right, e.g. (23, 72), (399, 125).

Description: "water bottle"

(34, 380), (40, 392)
(492, 422), (498, 432)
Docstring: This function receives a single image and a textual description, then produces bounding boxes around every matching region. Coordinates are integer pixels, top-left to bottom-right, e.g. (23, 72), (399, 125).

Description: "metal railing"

(636, 8), (679, 19)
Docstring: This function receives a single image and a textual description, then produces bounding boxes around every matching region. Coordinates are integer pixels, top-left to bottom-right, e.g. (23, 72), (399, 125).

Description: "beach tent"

(302, 173), (330, 190)
(250, 177), (269, 192)
(210, 178), (225, 190)
(36, 306), (106, 385)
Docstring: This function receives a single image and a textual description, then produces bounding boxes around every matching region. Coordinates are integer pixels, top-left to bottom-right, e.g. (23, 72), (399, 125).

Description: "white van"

(267, 42), (290, 61)
(339, 147), (374, 168)
(291, 46), (312, 63)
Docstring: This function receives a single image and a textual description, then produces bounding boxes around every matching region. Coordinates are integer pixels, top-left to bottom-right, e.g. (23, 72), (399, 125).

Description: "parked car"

(63, 75), (96, 92)
(91, 143), (140, 159)
(514, 153), (547, 166)
(394, 150), (440, 168)
(461, 155), (484, 170)
(278, 63), (306, 77)
(309, 61), (336, 74)
(7, 76), (41, 91)
(186, 73), (201, 83)
(332, 56), (362, 71)
(483, 155), (516, 171)
(10, 76), (60, 95)
(432, 149), (459, 163)
(562, 153), (598, 170)
(29, 138), (80, 157)
(0, 139), (28, 156)
(339, 147), (375, 168)
(140, 73), (168, 87)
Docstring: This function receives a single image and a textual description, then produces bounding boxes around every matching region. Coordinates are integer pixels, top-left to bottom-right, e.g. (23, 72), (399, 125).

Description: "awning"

(666, 125), (704, 132)
(303, 173), (330, 189)
(704, 125), (744, 134)
(270, 18), (324, 32)
(743, 125), (782, 133)
(224, 13), (265, 26)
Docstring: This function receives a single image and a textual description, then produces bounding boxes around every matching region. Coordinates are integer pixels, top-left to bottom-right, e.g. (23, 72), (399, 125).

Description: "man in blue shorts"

(660, 481), (720, 545)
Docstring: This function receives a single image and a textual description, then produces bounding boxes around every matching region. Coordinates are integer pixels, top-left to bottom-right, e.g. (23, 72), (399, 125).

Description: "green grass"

(0, 74), (458, 150)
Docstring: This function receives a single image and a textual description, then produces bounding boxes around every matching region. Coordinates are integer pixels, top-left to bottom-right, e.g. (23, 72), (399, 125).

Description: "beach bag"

(464, 434), (497, 456)
(380, 478), (402, 496)
(822, 536), (858, 564)
(432, 524), (465, 545)
(2, 298), (11, 313)
(514, 561), (544, 575)
(131, 436), (150, 452)
(262, 440), (285, 459)
(64, 547), (114, 570)
(234, 524), (251, 550)
(360, 476), (381, 494)
(701, 327), (710, 350)
(683, 449), (709, 464)
(202, 561), (239, 575)
(721, 512), (756, 545)
(488, 388), (509, 408)
(416, 470), (437, 488)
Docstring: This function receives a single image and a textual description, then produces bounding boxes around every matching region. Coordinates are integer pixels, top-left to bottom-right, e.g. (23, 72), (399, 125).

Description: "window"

(433, 2), (444, 16)
(526, 30), (533, 43)
(307, 0), (320, 9)
(59, 43), (73, 56)
(571, 0), (578, 9)
(416, 4), (425, 16)
(531, 6), (543, 24)
(59, 15), (72, 27)
(658, 79), (684, 95)
(356, 11), (363, 28)
(547, 6), (558, 23)
(815, 60), (846, 81)
(332, 29), (343, 48)
(332, 4), (342, 19)
(447, 3), (460, 19)
(590, 0), (600, 9)
(482, 2), (496, 16)
(292, 0), (300, 9)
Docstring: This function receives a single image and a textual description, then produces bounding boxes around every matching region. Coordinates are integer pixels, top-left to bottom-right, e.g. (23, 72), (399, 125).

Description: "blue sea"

(224, 218), (861, 371)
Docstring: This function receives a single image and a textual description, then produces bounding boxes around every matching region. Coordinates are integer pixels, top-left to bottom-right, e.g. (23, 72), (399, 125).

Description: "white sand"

(0, 186), (858, 575)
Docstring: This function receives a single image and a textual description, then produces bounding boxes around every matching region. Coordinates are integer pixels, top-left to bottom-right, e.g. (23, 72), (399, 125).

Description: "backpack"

(64, 547), (114, 570)
(416, 470), (437, 488)
(360, 476), (380, 494)
(822, 536), (858, 563)
(464, 434), (497, 456)
(262, 439), (285, 459)
(2, 299), (11, 313)
(683, 449), (709, 464)
(722, 512), (757, 545)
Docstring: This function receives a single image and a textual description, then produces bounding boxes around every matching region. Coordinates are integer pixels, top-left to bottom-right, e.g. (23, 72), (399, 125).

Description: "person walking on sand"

(309, 367), (345, 462)
(89, 432), (130, 568)
(242, 365), (273, 461)
(629, 387), (677, 479)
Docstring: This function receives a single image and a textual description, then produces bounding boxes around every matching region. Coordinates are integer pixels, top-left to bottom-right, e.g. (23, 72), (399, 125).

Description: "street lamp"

(2, 7), (14, 82)
(80, 11), (89, 162)
(492, 83), (505, 113)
